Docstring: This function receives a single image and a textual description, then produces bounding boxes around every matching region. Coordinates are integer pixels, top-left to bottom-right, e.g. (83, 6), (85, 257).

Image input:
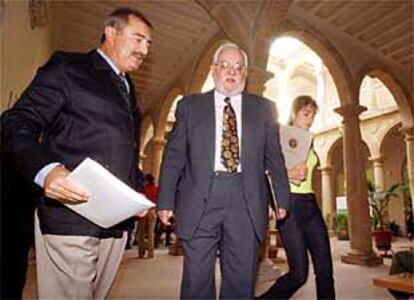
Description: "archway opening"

(264, 36), (342, 130)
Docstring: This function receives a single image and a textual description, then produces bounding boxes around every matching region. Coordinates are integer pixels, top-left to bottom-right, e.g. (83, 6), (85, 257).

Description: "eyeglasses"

(214, 60), (245, 73)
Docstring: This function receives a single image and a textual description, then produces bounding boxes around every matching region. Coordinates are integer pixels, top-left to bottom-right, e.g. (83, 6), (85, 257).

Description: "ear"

(104, 26), (117, 43)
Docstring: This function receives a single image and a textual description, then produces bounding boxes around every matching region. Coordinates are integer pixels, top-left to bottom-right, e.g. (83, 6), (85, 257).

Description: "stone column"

(150, 138), (166, 182)
(334, 104), (382, 266)
(139, 153), (146, 171)
(401, 127), (414, 212)
(320, 165), (335, 234)
(369, 156), (385, 192)
(246, 65), (274, 96)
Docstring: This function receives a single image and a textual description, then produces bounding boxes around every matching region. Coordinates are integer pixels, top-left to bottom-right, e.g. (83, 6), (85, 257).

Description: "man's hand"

(44, 165), (90, 204)
(158, 210), (174, 226)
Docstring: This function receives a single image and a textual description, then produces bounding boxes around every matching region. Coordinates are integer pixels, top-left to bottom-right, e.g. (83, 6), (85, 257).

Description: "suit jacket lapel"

(125, 73), (135, 111)
(202, 90), (215, 172)
(91, 50), (132, 112)
(241, 93), (254, 171)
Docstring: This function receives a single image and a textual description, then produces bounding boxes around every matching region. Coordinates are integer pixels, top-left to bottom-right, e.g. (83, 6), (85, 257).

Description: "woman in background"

(259, 95), (335, 300)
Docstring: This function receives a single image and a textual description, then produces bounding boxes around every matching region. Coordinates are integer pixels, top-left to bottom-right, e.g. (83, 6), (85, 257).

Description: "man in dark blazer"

(1, 7), (152, 299)
(157, 42), (290, 299)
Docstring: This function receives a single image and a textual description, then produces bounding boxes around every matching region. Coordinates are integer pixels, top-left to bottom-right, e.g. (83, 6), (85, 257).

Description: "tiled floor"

(23, 238), (402, 299)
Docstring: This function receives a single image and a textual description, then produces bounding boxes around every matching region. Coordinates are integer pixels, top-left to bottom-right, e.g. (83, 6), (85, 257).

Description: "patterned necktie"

(221, 97), (240, 172)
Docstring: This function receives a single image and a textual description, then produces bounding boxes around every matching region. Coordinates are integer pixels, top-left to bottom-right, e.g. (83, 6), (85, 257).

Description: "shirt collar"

(96, 48), (123, 76)
(214, 89), (242, 103)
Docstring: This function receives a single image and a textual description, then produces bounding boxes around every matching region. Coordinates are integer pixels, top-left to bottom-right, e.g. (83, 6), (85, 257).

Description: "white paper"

(66, 158), (155, 228)
(279, 125), (313, 168)
(279, 125), (313, 186)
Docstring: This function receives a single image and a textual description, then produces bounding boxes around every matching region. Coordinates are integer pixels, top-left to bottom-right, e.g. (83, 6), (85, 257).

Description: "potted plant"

(368, 181), (400, 256)
(334, 212), (349, 240)
(400, 179), (413, 239)
(388, 221), (400, 237)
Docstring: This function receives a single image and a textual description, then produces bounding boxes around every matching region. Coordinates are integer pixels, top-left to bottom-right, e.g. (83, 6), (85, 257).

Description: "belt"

(213, 171), (241, 177)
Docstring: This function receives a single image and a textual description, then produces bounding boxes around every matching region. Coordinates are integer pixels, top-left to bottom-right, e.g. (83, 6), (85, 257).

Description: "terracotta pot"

(372, 229), (392, 252)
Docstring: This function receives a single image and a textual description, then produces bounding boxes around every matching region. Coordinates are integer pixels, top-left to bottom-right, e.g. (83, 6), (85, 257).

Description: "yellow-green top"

(289, 148), (318, 194)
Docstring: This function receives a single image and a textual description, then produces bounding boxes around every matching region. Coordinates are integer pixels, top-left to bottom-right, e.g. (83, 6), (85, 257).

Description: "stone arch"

(315, 133), (342, 168)
(376, 123), (407, 231)
(327, 137), (345, 197)
(154, 87), (183, 141)
(327, 136), (342, 166)
(326, 136), (371, 194)
(140, 115), (154, 155)
(277, 27), (354, 106)
(362, 118), (402, 161)
(357, 68), (413, 129)
(142, 137), (154, 174)
(401, 156), (408, 180)
(379, 122), (404, 156)
(378, 122), (406, 188)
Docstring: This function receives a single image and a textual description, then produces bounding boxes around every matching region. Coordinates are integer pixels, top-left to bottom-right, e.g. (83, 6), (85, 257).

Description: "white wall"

(1, 1), (54, 112)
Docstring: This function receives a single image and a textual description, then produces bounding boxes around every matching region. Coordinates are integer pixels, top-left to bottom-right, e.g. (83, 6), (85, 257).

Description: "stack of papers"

(66, 158), (155, 228)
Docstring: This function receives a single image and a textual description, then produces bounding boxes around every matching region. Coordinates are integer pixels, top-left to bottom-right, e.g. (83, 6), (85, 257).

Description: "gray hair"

(212, 42), (249, 68)
(101, 7), (152, 43)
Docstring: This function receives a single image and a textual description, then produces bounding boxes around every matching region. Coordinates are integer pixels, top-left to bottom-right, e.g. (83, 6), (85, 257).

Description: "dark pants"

(260, 193), (335, 300)
(180, 173), (260, 299)
(1, 157), (39, 300)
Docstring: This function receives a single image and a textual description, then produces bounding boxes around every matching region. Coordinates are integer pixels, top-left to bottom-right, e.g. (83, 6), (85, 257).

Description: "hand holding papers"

(279, 125), (313, 185)
(66, 158), (155, 228)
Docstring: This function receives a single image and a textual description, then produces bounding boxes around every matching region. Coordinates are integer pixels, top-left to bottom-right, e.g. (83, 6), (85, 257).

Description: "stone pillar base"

(341, 252), (383, 266)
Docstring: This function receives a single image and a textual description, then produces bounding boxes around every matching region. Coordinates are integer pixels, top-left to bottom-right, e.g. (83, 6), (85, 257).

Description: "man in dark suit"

(157, 42), (290, 299)
(1, 7), (152, 299)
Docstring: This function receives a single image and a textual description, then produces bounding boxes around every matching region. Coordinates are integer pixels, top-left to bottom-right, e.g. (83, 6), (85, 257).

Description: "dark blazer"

(157, 90), (290, 241)
(1, 50), (144, 238)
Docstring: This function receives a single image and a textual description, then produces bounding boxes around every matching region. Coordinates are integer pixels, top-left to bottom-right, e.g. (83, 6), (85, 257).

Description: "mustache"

(132, 52), (146, 60)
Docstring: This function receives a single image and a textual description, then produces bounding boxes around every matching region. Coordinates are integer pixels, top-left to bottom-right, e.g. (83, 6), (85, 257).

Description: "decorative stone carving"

(29, 0), (49, 29)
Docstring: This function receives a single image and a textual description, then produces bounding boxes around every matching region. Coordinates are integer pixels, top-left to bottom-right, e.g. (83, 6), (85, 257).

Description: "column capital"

(334, 104), (367, 120)
(400, 126), (414, 141)
(319, 165), (332, 174)
(369, 155), (385, 164)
